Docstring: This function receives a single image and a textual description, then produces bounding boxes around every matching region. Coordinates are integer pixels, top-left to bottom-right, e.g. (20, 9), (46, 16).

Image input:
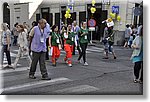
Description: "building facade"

(1, 0), (143, 45)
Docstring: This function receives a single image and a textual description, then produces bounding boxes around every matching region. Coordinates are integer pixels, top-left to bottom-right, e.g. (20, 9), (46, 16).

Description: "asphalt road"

(1, 44), (143, 95)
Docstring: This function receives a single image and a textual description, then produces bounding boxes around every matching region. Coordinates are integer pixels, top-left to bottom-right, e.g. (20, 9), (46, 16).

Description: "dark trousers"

(13, 36), (18, 45)
(78, 43), (88, 63)
(45, 38), (49, 60)
(61, 36), (64, 50)
(3, 45), (11, 65)
(29, 51), (48, 77)
(134, 61), (143, 81)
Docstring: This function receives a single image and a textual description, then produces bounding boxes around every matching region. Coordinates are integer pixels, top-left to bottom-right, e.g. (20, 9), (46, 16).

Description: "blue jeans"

(108, 41), (114, 52)
(13, 36), (18, 45)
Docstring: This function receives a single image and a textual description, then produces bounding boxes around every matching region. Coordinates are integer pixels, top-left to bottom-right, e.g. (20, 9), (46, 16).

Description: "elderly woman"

(13, 25), (32, 69)
(1, 23), (12, 68)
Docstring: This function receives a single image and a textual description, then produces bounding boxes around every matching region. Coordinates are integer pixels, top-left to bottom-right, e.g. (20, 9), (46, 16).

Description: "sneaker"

(133, 79), (138, 83)
(65, 60), (68, 64)
(109, 52), (112, 54)
(27, 67), (30, 70)
(41, 76), (51, 80)
(68, 64), (72, 67)
(52, 63), (56, 67)
(29, 75), (36, 79)
(84, 62), (88, 66)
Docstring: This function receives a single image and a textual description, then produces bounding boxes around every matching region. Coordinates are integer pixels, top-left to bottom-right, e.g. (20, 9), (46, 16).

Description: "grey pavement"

(1, 43), (143, 95)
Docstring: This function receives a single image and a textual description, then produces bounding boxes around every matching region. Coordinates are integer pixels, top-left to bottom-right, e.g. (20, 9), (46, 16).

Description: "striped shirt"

(2, 29), (11, 45)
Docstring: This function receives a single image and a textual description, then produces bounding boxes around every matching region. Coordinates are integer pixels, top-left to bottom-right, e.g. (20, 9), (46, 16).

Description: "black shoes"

(102, 57), (116, 59)
(103, 57), (108, 59)
(29, 75), (51, 80)
(41, 76), (51, 80)
(52, 63), (56, 67)
(133, 79), (143, 84)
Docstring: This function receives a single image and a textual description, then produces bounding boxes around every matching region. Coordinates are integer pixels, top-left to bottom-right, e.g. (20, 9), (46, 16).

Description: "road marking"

(87, 49), (103, 53)
(89, 46), (104, 50)
(13, 50), (19, 52)
(54, 85), (99, 94)
(1, 67), (29, 74)
(2, 63), (21, 67)
(3, 77), (72, 92)
(10, 52), (17, 57)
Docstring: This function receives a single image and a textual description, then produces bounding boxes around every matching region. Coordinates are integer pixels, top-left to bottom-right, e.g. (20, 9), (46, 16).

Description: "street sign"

(88, 19), (96, 27)
(89, 27), (95, 31)
(134, 7), (142, 16)
(68, 5), (73, 10)
(112, 6), (119, 14)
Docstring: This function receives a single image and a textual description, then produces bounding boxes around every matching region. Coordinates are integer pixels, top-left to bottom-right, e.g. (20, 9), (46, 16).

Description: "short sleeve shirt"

(2, 29), (11, 45)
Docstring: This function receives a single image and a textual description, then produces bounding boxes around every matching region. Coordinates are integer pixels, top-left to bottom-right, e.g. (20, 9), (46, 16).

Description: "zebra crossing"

(3, 77), (72, 92)
(2, 66), (100, 94)
(1, 46), (103, 94)
(1, 46), (104, 68)
(54, 85), (99, 94)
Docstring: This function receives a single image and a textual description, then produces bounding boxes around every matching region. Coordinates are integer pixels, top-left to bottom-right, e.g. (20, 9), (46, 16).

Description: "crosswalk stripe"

(10, 52), (17, 57)
(89, 47), (104, 50)
(54, 85), (99, 94)
(1, 67), (29, 74)
(87, 49), (103, 52)
(3, 77), (72, 92)
(6, 47), (103, 58)
(13, 50), (19, 52)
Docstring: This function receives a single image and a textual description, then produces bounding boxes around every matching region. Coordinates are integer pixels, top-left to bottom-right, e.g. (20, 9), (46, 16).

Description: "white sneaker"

(66, 60), (68, 64)
(27, 67), (30, 70)
(84, 62), (88, 66)
(68, 64), (72, 67)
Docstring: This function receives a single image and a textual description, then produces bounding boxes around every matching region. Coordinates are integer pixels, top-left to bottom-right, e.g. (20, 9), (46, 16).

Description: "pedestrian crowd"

(1, 19), (143, 83)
